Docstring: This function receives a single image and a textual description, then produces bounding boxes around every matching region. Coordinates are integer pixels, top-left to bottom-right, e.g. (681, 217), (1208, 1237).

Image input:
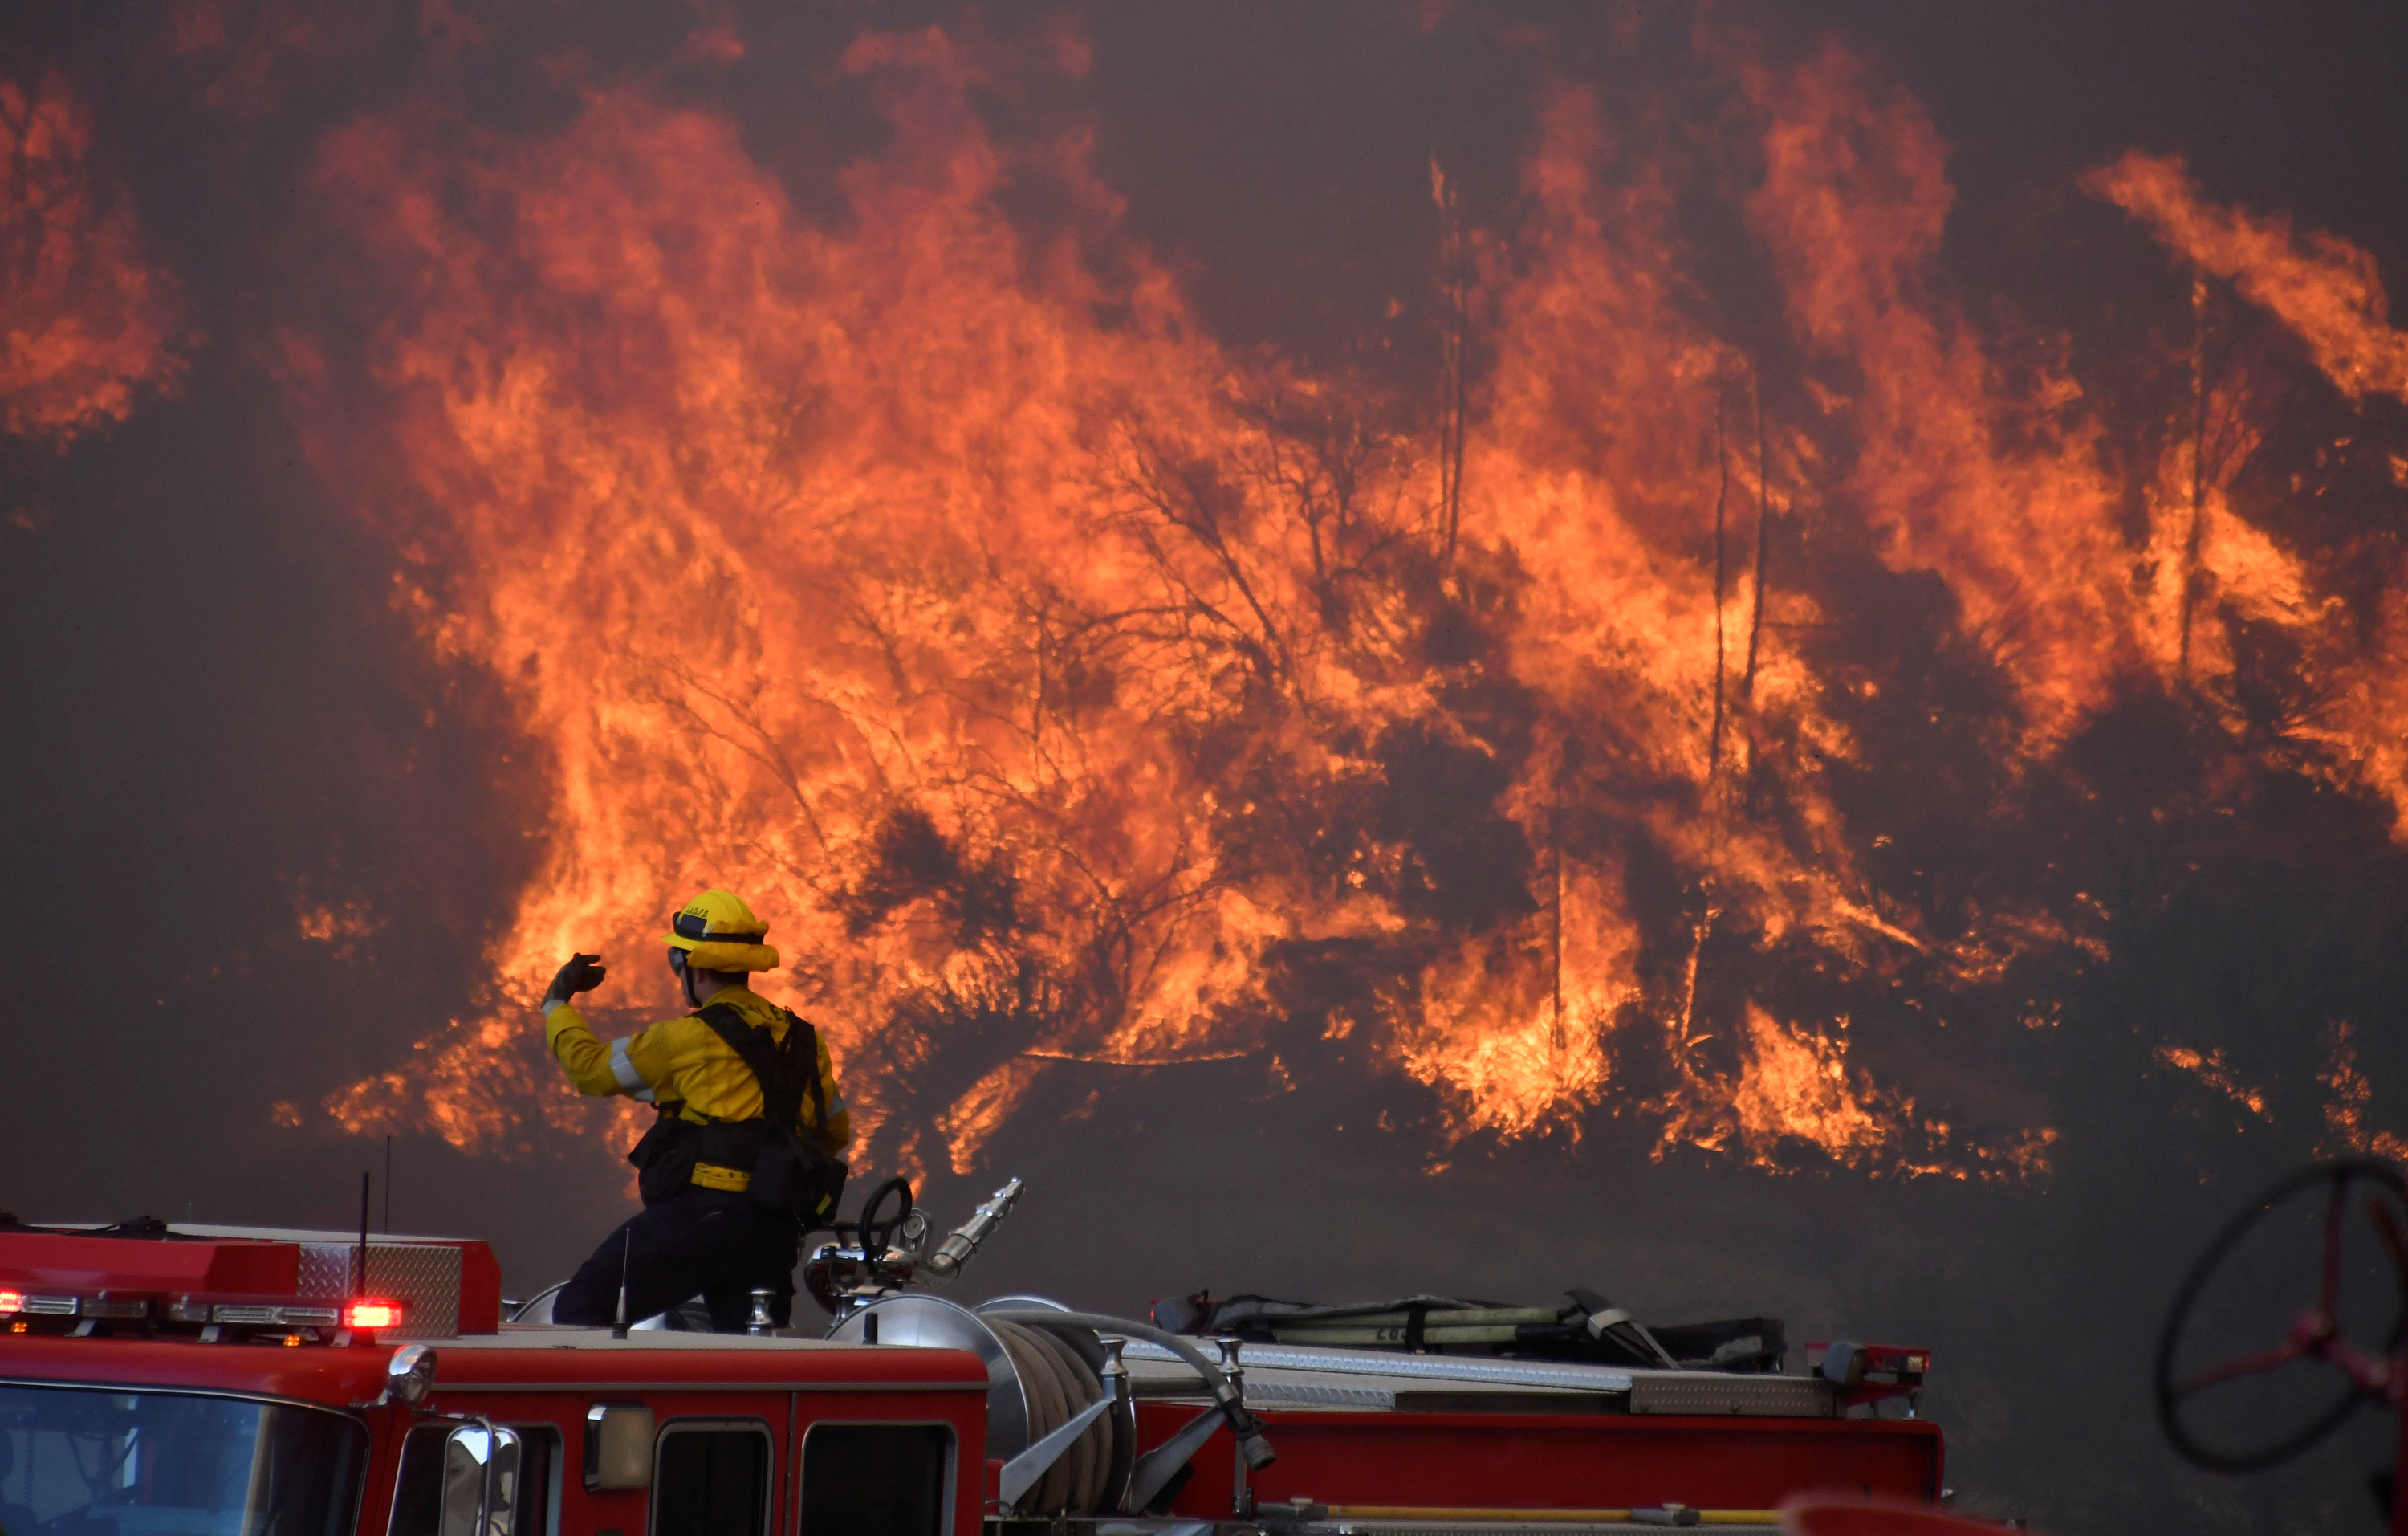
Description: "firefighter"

(540, 889), (850, 1331)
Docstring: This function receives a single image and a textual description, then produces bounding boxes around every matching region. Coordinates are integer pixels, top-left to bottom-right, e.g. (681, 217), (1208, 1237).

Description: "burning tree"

(272, 20), (2408, 1194)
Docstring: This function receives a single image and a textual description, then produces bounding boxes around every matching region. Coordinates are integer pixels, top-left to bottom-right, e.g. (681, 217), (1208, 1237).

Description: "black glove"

(544, 953), (607, 1006)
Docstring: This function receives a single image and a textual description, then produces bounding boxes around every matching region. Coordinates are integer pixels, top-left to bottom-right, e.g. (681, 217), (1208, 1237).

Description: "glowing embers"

(2320, 1022), (2408, 1162)
(2154, 1045), (2269, 1120)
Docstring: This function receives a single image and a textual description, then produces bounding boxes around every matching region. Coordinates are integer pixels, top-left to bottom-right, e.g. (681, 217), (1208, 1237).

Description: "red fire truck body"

(1137, 1403), (1941, 1522)
(0, 1220), (1943, 1535)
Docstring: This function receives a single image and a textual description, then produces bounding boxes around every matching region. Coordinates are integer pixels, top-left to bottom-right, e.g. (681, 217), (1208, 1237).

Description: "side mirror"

(584, 1402), (654, 1492)
(440, 1423), (523, 1536)
(377, 1343), (438, 1408)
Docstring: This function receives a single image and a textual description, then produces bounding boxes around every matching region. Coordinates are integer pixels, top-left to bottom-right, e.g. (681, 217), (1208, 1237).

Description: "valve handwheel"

(853, 1175), (916, 1256)
(2156, 1159), (2408, 1473)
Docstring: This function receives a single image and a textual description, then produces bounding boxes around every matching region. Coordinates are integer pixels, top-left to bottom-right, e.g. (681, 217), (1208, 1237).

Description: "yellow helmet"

(663, 888), (781, 972)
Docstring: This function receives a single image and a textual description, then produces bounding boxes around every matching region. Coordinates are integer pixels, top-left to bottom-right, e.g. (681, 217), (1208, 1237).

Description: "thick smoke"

(3, 6), (2408, 1532)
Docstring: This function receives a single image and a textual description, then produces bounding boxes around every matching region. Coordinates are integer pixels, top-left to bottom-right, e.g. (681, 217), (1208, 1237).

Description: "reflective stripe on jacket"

(545, 984), (851, 1156)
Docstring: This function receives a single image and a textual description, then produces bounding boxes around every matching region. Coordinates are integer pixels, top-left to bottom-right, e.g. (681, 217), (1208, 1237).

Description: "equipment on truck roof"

(801, 1173), (1025, 1313)
(1157, 1289), (1789, 1374)
(0, 1177), (1951, 1534)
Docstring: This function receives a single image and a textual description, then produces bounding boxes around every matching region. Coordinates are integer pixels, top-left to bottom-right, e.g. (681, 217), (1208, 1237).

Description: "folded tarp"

(1150, 1289), (1787, 1374)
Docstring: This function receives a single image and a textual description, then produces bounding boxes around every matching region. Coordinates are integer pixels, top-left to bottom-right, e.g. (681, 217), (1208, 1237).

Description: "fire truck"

(0, 1179), (1950, 1535)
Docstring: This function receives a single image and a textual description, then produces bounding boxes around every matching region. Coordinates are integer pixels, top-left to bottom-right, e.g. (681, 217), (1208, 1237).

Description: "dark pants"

(555, 1190), (800, 1332)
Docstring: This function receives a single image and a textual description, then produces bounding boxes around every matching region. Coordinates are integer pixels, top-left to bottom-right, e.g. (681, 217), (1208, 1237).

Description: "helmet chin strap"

(669, 944), (745, 1008)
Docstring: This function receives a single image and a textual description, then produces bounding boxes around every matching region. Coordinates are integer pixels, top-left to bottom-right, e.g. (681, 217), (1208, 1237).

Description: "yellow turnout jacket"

(546, 985), (850, 1192)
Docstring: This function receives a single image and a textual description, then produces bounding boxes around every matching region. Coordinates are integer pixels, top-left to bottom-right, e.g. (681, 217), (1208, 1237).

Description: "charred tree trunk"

(1709, 385), (1729, 779)
(2179, 277), (2211, 688)
(1432, 157), (1468, 564)
(1743, 376), (1770, 703)
(1551, 811), (1565, 1054)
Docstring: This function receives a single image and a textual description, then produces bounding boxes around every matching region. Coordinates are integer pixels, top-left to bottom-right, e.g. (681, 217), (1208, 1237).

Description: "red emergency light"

(0, 1224), (497, 1345)
(344, 1298), (405, 1331)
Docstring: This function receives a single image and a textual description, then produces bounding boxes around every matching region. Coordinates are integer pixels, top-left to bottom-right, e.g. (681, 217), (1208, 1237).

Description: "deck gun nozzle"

(919, 1176), (1023, 1282)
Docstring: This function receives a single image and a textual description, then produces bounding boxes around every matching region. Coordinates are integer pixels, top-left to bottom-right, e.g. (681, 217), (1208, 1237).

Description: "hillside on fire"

(2, 5), (2405, 1533)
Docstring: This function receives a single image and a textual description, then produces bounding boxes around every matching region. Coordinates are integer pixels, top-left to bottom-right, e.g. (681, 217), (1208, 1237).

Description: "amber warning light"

(343, 1299), (404, 1331)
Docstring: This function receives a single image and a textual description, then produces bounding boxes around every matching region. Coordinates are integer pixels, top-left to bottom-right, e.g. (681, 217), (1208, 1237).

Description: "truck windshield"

(0, 1383), (365, 1536)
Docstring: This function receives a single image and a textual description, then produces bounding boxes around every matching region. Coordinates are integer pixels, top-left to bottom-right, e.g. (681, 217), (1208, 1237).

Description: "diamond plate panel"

(295, 1241), (463, 1338)
(296, 1244), (355, 1298)
(1629, 1374), (1834, 1418)
(368, 1245), (462, 1338)
(1250, 1380), (1395, 1408)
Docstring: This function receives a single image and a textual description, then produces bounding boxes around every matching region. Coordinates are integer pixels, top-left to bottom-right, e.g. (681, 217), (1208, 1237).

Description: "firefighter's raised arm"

(538, 952), (657, 1100)
(544, 952), (607, 1005)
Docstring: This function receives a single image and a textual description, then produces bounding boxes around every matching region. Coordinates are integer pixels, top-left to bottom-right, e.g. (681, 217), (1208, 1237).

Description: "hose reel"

(825, 1294), (1131, 1515)
(827, 1294), (1273, 1517)
(814, 1179), (1272, 1516)
(983, 1314), (1125, 1513)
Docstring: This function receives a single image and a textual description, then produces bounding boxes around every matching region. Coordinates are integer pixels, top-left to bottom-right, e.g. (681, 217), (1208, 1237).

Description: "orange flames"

(266, 22), (2408, 1183)
(2088, 153), (2408, 409)
(0, 71), (185, 446)
(2154, 1046), (2269, 1122)
(2321, 1023), (2408, 1163)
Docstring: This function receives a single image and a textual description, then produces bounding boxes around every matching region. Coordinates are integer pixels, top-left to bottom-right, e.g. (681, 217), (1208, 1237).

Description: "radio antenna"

(382, 1135), (393, 1232)
(355, 1171), (370, 1297)
(612, 1232), (632, 1340)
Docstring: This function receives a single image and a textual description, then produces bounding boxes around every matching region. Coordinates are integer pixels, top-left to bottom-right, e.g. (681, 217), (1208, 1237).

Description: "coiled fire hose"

(984, 1307), (1275, 1514)
(986, 1318), (1114, 1513)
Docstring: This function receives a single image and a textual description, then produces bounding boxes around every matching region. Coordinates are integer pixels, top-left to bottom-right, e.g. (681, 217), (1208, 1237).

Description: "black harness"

(626, 1003), (848, 1224)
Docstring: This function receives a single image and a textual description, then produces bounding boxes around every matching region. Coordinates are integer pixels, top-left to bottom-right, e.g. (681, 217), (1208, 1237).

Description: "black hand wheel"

(854, 1175), (915, 1256)
(2155, 1159), (2408, 1472)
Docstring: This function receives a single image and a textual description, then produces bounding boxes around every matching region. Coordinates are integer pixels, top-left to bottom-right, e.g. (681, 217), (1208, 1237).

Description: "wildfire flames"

(26, 14), (2390, 1185)
(0, 71), (184, 446)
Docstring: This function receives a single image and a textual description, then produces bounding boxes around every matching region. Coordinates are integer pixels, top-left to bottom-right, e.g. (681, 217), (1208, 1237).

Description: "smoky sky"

(5, 5), (2408, 1534)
